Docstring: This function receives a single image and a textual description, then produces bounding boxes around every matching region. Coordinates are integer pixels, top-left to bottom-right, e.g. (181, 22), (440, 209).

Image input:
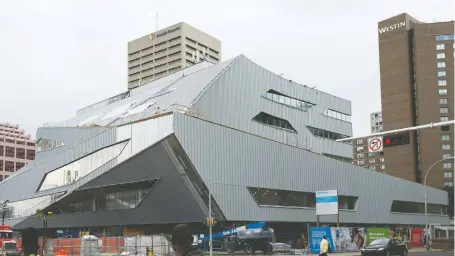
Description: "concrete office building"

(352, 112), (385, 172)
(0, 123), (35, 182)
(0, 56), (449, 235)
(127, 22), (221, 90)
(378, 13), (454, 188)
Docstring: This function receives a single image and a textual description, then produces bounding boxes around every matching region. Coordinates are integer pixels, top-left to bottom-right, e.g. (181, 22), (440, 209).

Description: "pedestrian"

(171, 224), (203, 256)
(320, 235), (329, 256)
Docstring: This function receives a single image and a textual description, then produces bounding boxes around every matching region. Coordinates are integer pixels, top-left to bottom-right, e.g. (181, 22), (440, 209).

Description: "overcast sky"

(0, 0), (454, 138)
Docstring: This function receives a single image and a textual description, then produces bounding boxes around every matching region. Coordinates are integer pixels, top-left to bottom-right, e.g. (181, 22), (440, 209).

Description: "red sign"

(410, 228), (423, 246)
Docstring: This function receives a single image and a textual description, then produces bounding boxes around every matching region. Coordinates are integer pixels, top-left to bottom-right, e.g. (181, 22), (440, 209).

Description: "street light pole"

(423, 156), (455, 250)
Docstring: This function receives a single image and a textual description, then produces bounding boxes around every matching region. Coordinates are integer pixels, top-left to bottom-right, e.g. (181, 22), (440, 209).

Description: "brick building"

(0, 123), (35, 182)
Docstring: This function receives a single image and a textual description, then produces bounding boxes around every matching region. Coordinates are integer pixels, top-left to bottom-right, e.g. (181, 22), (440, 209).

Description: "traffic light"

(383, 132), (410, 148)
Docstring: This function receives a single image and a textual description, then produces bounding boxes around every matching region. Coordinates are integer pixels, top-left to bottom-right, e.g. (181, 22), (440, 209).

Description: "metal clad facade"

(191, 56), (353, 158)
(14, 136), (207, 229)
(174, 113), (449, 225)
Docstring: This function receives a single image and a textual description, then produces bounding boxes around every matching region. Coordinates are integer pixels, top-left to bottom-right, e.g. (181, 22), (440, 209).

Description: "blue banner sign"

(316, 190), (338, 215)
(310, 227), (336, 254)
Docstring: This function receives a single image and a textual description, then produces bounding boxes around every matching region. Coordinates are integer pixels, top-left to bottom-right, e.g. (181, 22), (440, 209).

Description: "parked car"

(361, 238), (408, 256)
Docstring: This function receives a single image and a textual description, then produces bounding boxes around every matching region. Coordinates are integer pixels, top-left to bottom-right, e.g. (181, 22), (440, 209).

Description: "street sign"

(316, 190), (338, 215)
(368, 136), (383, 153)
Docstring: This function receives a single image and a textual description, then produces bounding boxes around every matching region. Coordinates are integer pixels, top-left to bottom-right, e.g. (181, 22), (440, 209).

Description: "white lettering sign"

(378, 21), (406, 34)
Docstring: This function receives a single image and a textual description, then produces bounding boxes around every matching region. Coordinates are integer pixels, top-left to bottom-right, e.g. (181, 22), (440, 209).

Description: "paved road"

(408, 252), (453, 256)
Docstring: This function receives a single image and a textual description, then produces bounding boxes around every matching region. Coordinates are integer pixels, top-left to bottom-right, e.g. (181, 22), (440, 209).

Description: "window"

(322, 153), (352, 163)
(438, 80), (447, 86)
(36, 138), (65, 152)
(5, 147), (14, 158)
(1, 192), (66, 219)
(442, 153), (451, 159)
(368, 152), (378, 157)
(38, 141), (129, 191)
(356, 153), (364, 158)
(5, 161), (14, 172)
(263, 90), (315, 111)
(380, 158), (385, 163)
(306, 126), (350, 143)
(437, 53), (446, 59)
(16, 141), (25, 145)
(252, 112), (297, 132)
(15, 162), (25, 171)
(438, 89), (448, 95)
(436, 44), (445, 50)
(0, 160), (3, 171)
(26, 149), (35, 160)
(436, 34), (455, 41)
(0, 146), (3, 156)
(356, 139), (364, 145)
(441, 125), (450, 131)
(440, 108), (449, 114)
(380, 165), (385, 170)
(322, 109), (352, 123)
(444, 172), (453, 178)
(440, 116), (449, 122)
(442, 135), (450, 141)
(442, 144), (451, 150)
(369, 166), (376, 170)
(16, 148), (25, 159)
(247, 187), (358, 210)
(443, 162), (452, 169)
(440, 98), (448, 104)
(356, 146), (364, 152)
(437, 62), (446, 68)
(369, 159), (376, 164)
(358, 160), (364, 165)
(27, 142), (35, 147)
(438, 71), (447, 77)
(391, 200), (447, 215)
(445, 182), (454, 187)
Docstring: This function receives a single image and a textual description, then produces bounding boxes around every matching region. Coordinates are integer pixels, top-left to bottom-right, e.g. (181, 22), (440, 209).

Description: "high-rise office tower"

(127, 22), (221, 90)
(370, 111), (384, 133)
(378, 13), (454, 188)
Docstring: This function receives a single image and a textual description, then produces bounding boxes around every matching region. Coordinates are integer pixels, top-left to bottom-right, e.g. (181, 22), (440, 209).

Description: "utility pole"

(208, 191), (213, 256)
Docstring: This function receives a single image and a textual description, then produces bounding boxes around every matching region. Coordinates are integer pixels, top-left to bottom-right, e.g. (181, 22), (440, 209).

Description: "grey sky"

(1, 0), (454, 139)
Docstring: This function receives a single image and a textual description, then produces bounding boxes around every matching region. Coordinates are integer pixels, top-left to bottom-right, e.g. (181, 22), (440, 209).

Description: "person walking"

(320, 235), (329, 256)
(171, 224), (203, 256)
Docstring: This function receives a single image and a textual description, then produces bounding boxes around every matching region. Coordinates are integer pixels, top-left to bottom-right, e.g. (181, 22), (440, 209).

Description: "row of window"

(322, 153), (353, 163)
(391, 200), (447, 215)
(0, 146), (35, 160)
(263, 90), (315, 111)
(0, 138), (34, 146)
(0, 160), (26, 172)
(443, 172), (453, 178)
(1, 192), (66, 219)
(306, 126), (350, 143)
(322, 109), (351, 123)
(436, 42), (455, 50)
(252, 112), (297, 132)
(436, 34), (455, 41)
(247, 187), (358, 210)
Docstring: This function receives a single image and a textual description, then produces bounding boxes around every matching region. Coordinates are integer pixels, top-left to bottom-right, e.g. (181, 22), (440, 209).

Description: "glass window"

(1, 192), (66, 219)
(436, 34), (455, 41)
(440, 98), (448, 104)
(306, 126), (350, 144)
(369, 166), (376, 170)
(440, 116), (449, 122)
(442, 135), (450, 141)
(443, 153), (451, 159)
(263, 90), (315, 111)
(380, 165), (385, 169)
(369, 159), (376, 164)
(26, 149), (35, 160)
(440, 108), (449, 113)
(445, 182), (454, 187)
(5, 161), (14, 172)
(437, 53), (446, 59)
(438, 80), (447, 86)
(357, 153), (364, 158)
(437, 62), (446, 68)
(438, 71), (447, 77)
(5, 147), (14, 157)
(444, 172), (453, 178)
(38, 140), (129, 191)
(442, 144), (451, 150)
(356, 139), (364, 145)
(380, 158), (385, 163)
(358, 160), (364, 165)
(356, 146), (364, 152)
(436, 44), (445, 50)
(391, 200), (447, 215)
(322, 109), (351, 123)
(443, 162), (452, 168)
(438, 89), (448, 95)
(253, 112), (297, 133)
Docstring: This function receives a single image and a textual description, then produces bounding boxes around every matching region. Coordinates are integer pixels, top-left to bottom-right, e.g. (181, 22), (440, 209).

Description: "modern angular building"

(128, 22), (221, 90)
(0, 56), (449, 236)
(378, 13), (454, 188)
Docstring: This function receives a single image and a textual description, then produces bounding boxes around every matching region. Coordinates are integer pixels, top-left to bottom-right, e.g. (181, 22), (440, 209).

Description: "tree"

(442, 186), (454, 218)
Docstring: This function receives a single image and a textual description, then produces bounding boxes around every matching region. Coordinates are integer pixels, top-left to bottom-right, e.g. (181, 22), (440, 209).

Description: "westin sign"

(378, 21), (406, 34)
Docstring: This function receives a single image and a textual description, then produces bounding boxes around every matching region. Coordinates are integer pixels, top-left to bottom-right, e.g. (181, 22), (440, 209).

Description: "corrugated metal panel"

(0, 128), (118, 202)
(174, 113), (450, 225)
(191, 56), (353, 158)
(14, 136), (208, 229)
